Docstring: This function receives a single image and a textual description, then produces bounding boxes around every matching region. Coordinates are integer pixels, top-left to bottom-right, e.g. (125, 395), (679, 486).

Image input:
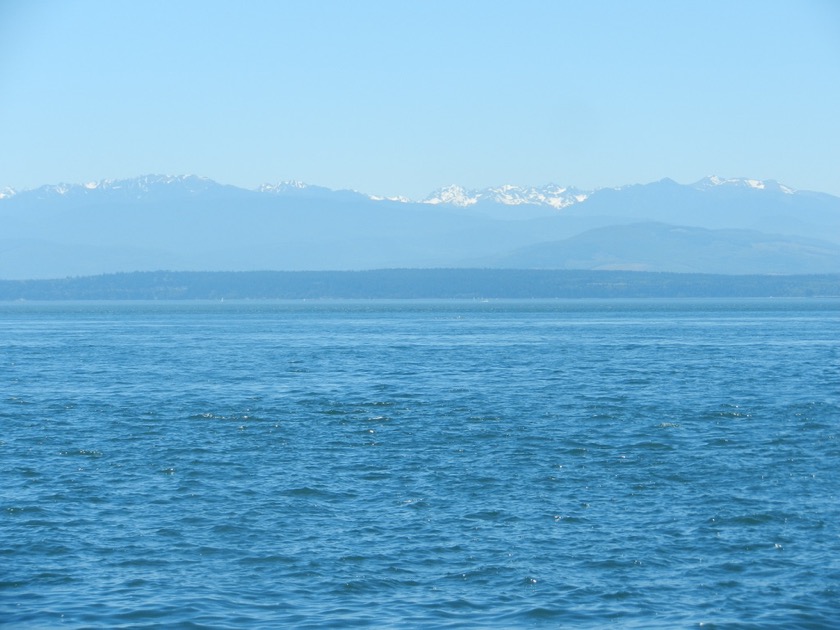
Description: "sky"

(1, 0), (839, 199)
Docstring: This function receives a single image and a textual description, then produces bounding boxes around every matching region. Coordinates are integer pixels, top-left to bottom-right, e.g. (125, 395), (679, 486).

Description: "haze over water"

(2, 299), (839, 627)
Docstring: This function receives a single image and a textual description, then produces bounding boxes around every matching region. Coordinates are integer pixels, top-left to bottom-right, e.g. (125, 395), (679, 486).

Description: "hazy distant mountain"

(558, 177), (840, 239)
(483, 222), (840, 274)
(1, 175), (838, 279)
(1, 174), (240, 204)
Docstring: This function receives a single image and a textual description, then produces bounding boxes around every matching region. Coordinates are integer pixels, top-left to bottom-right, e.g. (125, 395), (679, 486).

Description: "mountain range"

(1, 175), (839, 279)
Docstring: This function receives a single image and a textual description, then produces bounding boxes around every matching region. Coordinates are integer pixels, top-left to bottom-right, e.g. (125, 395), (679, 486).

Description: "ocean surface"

(2, 299), (839, 628)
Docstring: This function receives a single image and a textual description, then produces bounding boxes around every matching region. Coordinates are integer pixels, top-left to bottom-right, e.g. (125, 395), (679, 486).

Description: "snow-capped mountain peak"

(7, 174), (222, 201)
(693, 176), (796, 194)
(423, 184), (477, 207)
(422, 183), (589, 209)
(257, 180), (310, 194)
(368, 194), (411, 203)
(0, 174), (813, 209)
(487, 184), (588, 209)
(113, 174), (215, 192)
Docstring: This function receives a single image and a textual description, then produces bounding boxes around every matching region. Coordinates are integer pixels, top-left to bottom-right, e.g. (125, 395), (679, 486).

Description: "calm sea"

(2, 299), (839, 628)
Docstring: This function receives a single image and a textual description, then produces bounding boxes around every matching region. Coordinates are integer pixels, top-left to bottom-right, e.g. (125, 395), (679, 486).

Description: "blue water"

(2, 299), (839, 628)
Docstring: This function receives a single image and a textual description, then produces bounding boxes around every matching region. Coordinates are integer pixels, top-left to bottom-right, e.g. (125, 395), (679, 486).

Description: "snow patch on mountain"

(693, 176), (796, 194)
(423, 185), (478, 207)
(422, 183), (589, 209)
(258, 180), (310, 193)
(369, 194), (411, 203)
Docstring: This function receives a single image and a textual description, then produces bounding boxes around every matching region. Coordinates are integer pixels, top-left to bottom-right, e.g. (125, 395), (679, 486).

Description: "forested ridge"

(1, 269), (839, 300)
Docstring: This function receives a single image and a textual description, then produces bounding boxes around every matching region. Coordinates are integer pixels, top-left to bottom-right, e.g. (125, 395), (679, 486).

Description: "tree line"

(1, 269), (839, 300)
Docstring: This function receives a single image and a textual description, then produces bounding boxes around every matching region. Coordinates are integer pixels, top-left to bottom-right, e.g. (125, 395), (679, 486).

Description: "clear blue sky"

(1, 0), (838, 198)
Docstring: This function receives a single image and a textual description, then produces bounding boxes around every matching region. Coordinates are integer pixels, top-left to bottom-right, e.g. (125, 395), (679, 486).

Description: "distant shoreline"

(2, 269), (839, 300)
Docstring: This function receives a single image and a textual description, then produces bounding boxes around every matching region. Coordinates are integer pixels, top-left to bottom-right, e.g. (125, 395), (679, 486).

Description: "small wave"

(463, 510), (518, 522)
(626, 441), (675, 451)
(280, 486), (342, 499)
(58, 449), (103, 457)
